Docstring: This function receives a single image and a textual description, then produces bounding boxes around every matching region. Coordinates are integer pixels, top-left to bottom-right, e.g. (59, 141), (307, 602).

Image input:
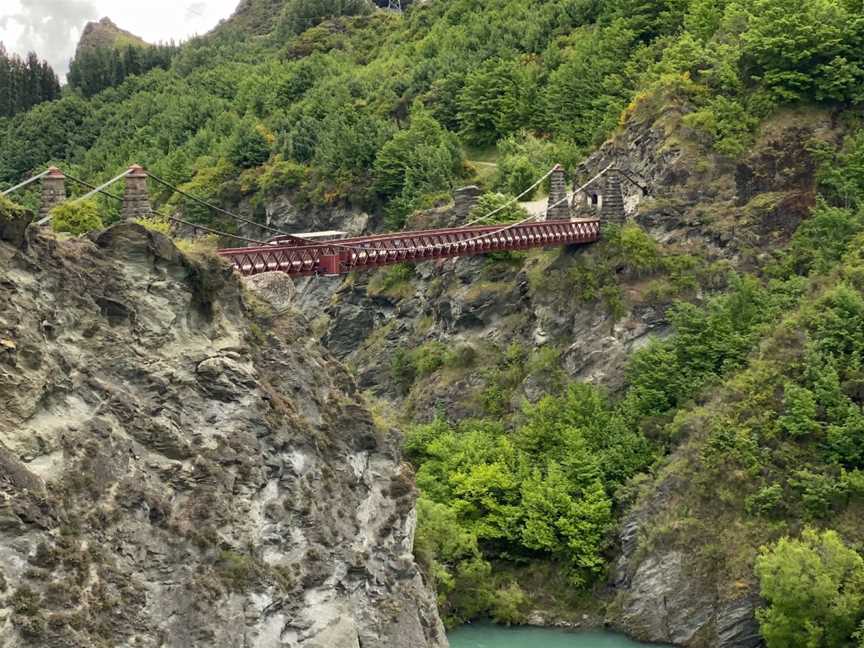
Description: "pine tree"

(0, 43), (60, 118)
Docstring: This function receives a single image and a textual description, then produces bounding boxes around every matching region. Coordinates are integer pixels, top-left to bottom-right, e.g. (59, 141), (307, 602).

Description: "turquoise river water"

(448, 622), (669, 648)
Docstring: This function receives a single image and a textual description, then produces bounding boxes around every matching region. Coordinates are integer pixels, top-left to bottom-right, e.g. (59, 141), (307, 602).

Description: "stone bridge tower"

(601, 170), (626, 224)
(546, 164), (571, 220)
(38, 167), (66, 221)
(121, 165), (152, 221)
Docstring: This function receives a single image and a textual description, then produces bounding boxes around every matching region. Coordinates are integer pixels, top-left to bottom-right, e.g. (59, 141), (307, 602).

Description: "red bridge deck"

(218, 218), (601, 277)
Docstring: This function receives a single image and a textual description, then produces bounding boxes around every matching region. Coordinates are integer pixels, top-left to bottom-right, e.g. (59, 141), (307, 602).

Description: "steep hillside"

(303, 95), (859, 645)
(0, 205), (445, 647)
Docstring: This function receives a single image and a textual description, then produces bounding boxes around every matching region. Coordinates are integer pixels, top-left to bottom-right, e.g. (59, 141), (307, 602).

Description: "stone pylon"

(601, 169), (625, 223)
(546, 164), (570, 220)
(121, 164), (152, 221)
(39, 167), (66, 222)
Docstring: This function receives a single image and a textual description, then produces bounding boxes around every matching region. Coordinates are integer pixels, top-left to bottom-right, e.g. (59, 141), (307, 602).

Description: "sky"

(0, 0), (240, 80)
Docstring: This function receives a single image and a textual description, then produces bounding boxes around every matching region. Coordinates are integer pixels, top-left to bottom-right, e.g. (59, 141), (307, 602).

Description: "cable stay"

(148, 210), (268, 246)
(2, 169), (50, 196)
(146, 172), (293, 238)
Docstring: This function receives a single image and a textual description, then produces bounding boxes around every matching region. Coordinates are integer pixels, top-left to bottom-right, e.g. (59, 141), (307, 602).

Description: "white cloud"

(1, 0), (239, 80)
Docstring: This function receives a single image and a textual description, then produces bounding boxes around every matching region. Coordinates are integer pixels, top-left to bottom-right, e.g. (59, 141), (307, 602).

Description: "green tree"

(520, 461), (612, 584)
(756, 528), (864, 647)
(0, 44), (60, 118)
(826, 408), (864, 469)
(602, 0), (689, 41)
(779, 383), (820, 438)
(684, 0), (732, 42)
(544, 22), (637, 146)
(373, 108), (463, 201)
(457, 59), (533, 146)
(226, 118), (272, 169)
(414, 497), (494, 626)
(467, 192), (528, 225)
(741, 0), (864, 103)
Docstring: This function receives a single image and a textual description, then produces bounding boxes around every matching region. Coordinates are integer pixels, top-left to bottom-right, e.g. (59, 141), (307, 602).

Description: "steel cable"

(146, 172), (292, 238)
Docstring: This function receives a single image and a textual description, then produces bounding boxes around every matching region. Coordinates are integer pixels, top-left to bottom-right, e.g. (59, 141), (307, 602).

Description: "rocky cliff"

(75, 17), (148, 56)
(0, 209), (446, 647)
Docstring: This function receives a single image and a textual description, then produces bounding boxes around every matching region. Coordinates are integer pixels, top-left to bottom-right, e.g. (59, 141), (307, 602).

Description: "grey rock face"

(608, 475), (762, 648)
(0, 224), (446, 648)
(263, 195), (370, 237)
(611, 541), (761, 648)
(0, 201), (33, 249)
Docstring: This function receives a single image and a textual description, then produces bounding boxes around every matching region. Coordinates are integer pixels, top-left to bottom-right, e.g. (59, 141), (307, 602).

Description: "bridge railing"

(218, 218), (601, 277)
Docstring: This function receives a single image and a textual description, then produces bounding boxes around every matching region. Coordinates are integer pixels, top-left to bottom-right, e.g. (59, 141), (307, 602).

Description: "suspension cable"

(542, 163), (614, 217)
(462, 166), (556, 227)
(31, 171), (266, 246)
(146, 171), (292, 238)
(1, 169), (50, 196)
(316, 164), (610, 256)
(64, 172), (123, 202)
(78, 169), (132, 202)
(569, 164), (614, 206)
(149, 210), (268, 246)
(439, 164), (612, 250)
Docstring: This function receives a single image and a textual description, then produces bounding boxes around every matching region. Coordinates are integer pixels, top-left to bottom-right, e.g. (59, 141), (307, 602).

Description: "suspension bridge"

(2, 161), (645, 278)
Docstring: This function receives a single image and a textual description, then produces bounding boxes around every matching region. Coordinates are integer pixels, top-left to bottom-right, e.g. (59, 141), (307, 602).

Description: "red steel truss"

(218, 218), (601, 277)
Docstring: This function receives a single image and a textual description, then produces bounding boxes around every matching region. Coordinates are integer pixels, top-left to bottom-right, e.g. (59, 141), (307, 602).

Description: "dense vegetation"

(6, 0), (864, 643)
(68, 43), (180, 98)
(0, 44), (60, 118)
(7, 0), (863, 228)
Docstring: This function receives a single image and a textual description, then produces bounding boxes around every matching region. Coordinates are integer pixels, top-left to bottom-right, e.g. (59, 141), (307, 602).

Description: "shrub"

(368, 263), (415, 298)
(414, 497), (493, 627)
(135, 215), (172, 235)
(496, 155), (538, 199)
(175, 235), (219, 256)
(444, 344), (478, 369)
(756, 528), (864, 648)
(778, 383), (820, 438)
(682, 96), (757, 157)
(215, 550), (261, 591)
(412, 342), (447, 377)
(791, 470), (849, 520)
(50, 199), (103, 235)
(391, 349), (416, 394)
(0, 194), (28, 221)
(257, 156), (307, 196)
(745, 484), (784, 517)
(615, 224), (661, 276)
(490, 582), (529, 625)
